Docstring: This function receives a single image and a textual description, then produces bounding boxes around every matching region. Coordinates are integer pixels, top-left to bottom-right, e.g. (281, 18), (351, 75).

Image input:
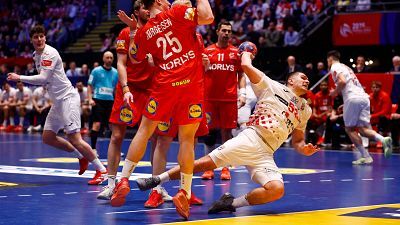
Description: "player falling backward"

(7, 25), (107, 177)
(135, 45), (320, 214)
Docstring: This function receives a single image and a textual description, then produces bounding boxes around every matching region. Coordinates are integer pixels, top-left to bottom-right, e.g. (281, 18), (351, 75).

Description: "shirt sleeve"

(250, 75), (270, 98)
(171, 5), (198, 28)
(88, 69), (95, 86)
(20, 70), (52, 86)
(116, 28), (129, 55)
(296, 102), (312, 132)
(40, 51), (58, 71)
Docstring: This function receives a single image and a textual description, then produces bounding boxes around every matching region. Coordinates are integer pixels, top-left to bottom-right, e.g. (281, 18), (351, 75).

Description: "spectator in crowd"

(25, 63), (37, 76)
(0, 64), (9, 77)
(355, 0), (371, 11)
(354, 55), (370, 73)
(79, 64), (90, 76)
(284, 25), (299, 46)
(281, 55), (303, 82)
(391, 96), (400, 148)
(336, 0), (350, 12)
(391, 55), (400, 72)
(326, 95), (350, 148)
(317, 62), (327, 77)
(369, 81), (392, 134)
(28, 85), (51, 132)
(84, 43), (93, 53)
(92, 61), (100, 69)
(230, 12), (243, 33)
(245, 24), (261, 45)
(12, 81), (33, 132)
(75, 81), (90, 134)
(66, 61), (81, 77)
(253, 10), (265, 32)
(0, 81), (16, 131)
(264, 21), (281, 47)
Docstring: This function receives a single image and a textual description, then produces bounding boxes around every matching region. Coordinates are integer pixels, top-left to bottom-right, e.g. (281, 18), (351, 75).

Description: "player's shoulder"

(205, 44), (217, 51)
(43, 44), (59, 56)
(117, 27), (130, 37)
(228, 44), (239, 52)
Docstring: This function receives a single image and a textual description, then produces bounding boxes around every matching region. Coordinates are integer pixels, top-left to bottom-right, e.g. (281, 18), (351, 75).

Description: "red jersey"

(204, 44), (242, 101)
(134, 5), (203, 89)
(370, 90), (392, 122)
(115, 27), (154, 90)
(313, 91), (333, 117)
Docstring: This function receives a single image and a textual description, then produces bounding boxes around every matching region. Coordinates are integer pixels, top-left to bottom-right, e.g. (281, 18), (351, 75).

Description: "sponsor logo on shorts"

(147, 98), (158, 115)
(206, 112), (212, 124)
(157, 120), (170, 132)
(216, 145), (225, 151)
(189, 104), (202, 118)
(119, 106), (133, 124)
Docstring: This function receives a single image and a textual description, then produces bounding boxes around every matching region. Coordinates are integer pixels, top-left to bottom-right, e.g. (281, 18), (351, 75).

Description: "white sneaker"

(352, 157), (373, 165)
(27, 126), (33, 133)
(159, 186), (173, 202)
(97, 185), (115, 200)
(33, 125), (42, 131)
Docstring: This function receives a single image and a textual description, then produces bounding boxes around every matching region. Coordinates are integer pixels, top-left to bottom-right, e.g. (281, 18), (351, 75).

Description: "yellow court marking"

(0, 182), (19, 187)
(161, 203), (400, 225)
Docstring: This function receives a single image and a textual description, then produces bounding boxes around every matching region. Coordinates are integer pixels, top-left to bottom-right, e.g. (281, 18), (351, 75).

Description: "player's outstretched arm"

(291, 129), (320, 156)
(241, 52), (264, 84)
(197, 0), (214, 25)
(7, 70), (51, 86)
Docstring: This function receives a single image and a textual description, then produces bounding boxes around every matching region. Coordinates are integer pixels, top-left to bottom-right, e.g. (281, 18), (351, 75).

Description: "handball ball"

(238, 41), (257, 56)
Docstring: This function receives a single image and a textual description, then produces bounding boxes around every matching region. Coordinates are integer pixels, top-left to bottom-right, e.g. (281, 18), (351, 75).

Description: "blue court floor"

(0, 133), (399, 225)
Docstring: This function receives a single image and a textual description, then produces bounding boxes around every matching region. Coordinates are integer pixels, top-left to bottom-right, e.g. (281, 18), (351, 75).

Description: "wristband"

(239, 88), (246, 97)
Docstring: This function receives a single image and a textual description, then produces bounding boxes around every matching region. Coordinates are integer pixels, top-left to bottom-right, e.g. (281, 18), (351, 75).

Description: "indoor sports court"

(0, 133), (399, 225)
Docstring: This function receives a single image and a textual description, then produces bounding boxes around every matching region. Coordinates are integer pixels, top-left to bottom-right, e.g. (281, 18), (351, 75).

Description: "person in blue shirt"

(87, 51), (118, 185)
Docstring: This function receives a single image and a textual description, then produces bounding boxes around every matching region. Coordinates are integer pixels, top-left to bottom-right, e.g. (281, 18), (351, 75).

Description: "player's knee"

(110, 131), (124, 145)
(263, 181), (285, 202)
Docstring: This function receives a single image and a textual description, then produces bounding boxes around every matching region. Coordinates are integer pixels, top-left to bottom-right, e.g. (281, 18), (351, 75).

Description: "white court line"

(284, 181), (290, 183)
(214, 183), (227, 186)
(172, 185), (179, 188)
(298, 180), (311, 183)
(18, 194), (32, 197)
(0, 196), (7, 198)
(64, 192), (78, 195)
(131, 188), (139, 191)
(87, 190), (100, 193)
(340, 179), (353, 182)
(235, 183), (248, 185)
(194, 184), (206, 187)
(105, 207), (177, 215)
(41, 193), (55, 196)
(383, 178), (395, 180)
(320, 179), (332, 182)
(362, 178), (374, 181)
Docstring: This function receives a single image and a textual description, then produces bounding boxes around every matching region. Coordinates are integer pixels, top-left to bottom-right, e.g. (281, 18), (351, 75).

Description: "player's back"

(136, 5), (202, 88)
(330, 62), (367, 101)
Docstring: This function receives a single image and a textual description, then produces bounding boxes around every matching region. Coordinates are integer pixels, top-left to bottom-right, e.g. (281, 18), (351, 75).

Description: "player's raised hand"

(7, 73), (20, 82)
(117, 10), (137, 30)
(302, 143), (320, 156)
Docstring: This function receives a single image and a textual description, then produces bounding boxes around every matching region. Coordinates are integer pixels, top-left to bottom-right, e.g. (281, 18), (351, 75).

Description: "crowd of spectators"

(0, 0), (103, 57)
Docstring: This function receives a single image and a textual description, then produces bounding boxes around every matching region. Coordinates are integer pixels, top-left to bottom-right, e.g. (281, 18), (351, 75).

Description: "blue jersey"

(88, 66), (118, 101)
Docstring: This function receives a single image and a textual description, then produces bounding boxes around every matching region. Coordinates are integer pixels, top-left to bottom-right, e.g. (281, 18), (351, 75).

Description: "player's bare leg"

(110, 116), (158, 207)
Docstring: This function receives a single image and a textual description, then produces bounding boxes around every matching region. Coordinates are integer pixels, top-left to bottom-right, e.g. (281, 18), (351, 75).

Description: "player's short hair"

(285, 71), (301, 85)
(371, 80), (382, 88)
(142, 0), (155, 9)
(134, 0), (143, 11)
(217, 21), (232, 31)
(30, 25), (46, 38)
(327, 50), (341, 61)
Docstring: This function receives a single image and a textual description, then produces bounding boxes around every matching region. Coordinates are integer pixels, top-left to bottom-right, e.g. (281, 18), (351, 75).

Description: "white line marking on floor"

(362, 178), (373, 181)
(64, 192), (78, 195)
(131, 188), (139, 191)
(41, 193), (55, 196)
(172, 185), (179, 188)
(105, 207), (177, 215)
(383, 178), (395, 180)
(0, 196), (7, 198)
(235, 183), (248, 185)
(87, 191), (100, 193)
(320, 179), (332, 182)
(194, 184), (206, 187)
(18, 194), (32, 197)
(284, 181), (290, 184)
(340, 179), (353, 182)
(214, 183), (227, 186)
(298, 180), (311, 183)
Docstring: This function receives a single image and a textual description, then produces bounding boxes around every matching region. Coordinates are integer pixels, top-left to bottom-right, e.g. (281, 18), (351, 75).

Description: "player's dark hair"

(285, 71), (300, 85)
(142, 0), (155, 9)
(217, 21), (232, 31)
(134, 0), (143, 11)
(371, 80), (382, 88)
(30, 25), (46, 38)
(327, 50), (341, 61)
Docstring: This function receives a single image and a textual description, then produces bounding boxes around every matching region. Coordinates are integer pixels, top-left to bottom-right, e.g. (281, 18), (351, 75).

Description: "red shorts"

(143, 85), (204, 125)
(205, 101), (238, 129)
(109, 83), (149, 127)
(155, 116), (209, 137)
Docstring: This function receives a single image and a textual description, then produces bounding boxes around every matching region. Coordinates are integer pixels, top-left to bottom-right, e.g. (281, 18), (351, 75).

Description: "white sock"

(232, 194), (250, 208)
(19, 117), (24, 126)
(159, 172), (170, 184)
(71, 149), (84, 159)
(355, 144), (370, 158)
(153, 185), (162, 193)
(374, 133), (385, 142)
(108, 175), (116, 189)
(10, 117), (15, 126)
(180, 172), (193, 199)
(91, 158), (107, 172)
(121, 159), (137, 178)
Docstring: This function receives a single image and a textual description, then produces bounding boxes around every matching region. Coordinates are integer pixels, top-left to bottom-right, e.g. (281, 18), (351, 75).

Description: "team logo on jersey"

(229, 52), (235, 59)
(184, 8), (195, 21)
(291, 96), (299, 104)
(189, 104), (202, 118)
(129, 42), (137, 56)
(147, 98), (158, 114)
(206, 112), (212, 124)
(157, 120), (170, 132)
(119, 106), (133, 124)
(41, 60), (52, 67)
(116, 40), (125, 50)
